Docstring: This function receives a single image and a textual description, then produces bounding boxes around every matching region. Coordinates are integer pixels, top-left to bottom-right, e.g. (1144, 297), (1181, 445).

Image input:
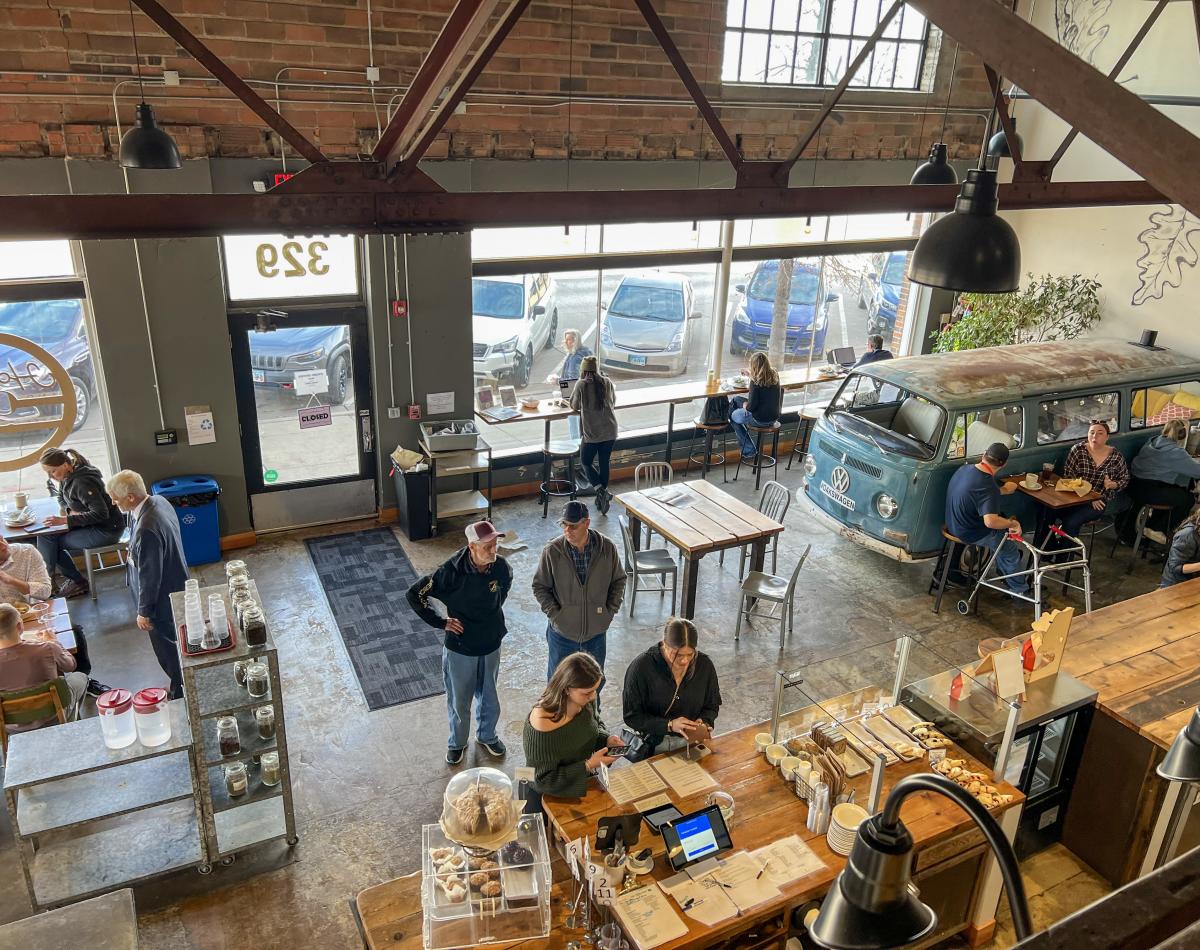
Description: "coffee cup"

(1023, 474), (1039, 489)
(754, 732), (773, 752)
(14, 492), (27, 510)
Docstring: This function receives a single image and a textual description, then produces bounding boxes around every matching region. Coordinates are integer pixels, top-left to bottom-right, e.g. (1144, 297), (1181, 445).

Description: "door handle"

(359, 409), (373, 454)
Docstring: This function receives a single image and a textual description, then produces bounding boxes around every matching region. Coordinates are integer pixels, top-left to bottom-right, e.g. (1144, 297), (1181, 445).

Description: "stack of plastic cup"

(184, 578), (199, 596)
(204, 594), (226, 650)
(184, 593), (205, 649)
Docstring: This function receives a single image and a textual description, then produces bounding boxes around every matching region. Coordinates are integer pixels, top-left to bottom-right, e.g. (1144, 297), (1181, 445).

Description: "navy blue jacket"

(129, 495), (190, 625)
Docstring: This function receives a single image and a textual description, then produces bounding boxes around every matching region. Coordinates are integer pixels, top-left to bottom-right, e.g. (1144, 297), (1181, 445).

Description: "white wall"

(1003, 1), (1200, 350)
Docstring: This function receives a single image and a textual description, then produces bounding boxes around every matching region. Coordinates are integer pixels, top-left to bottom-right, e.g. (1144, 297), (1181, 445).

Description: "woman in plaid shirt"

(1059, 421), (1131, 538)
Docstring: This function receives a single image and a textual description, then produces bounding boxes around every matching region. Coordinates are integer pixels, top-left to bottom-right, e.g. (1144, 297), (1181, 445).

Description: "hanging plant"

(934, 273), (1102, 353)
(1131, 205), (1200, 306)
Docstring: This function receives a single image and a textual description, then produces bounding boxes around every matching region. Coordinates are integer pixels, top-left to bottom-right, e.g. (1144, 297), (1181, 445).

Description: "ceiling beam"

(907, 0), (1200, 217)
(0, 180), (1164, 241)
(129, 0), (327, 165)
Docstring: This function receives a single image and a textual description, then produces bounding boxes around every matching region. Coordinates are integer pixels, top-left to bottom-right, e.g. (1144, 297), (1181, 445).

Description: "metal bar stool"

(929, 525), (983, 614)
(540, 440), (578, 518)
(786, 404), (824, 471)
(1121, 502), (1174, 572)
(733, 421), (781, 490)
(684, 418), (728, 482)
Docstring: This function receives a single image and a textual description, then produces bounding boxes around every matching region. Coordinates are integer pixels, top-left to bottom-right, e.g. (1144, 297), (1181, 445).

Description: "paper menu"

(706, 851), (780, 913)
(614, 883), (690, 950)
(750, 834), (827, 887)
(650, 754), (718, 797)
(632, 792), (673, 813)
(657, 873), (737, 926)
(606, 760), (669, 806)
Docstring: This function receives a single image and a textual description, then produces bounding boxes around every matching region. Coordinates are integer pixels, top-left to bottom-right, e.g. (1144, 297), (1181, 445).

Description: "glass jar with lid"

(216, 716), (241, 756)
(225, 559), (249, 579)
(233, 660), (249, 687)
(230, 589), (255, 627)
(245, 662), (269, 698)
(228, 573), (252, 603)
(241, 605), (267, 648)
(224, 761), (248, 797)
(260, 751), (281, 786)
(255, 704), (276, 739)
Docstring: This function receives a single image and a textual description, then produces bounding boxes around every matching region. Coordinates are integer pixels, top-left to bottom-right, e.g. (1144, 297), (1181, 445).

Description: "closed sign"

(298, 405), (333, 429)
(222, 233), (359, 301)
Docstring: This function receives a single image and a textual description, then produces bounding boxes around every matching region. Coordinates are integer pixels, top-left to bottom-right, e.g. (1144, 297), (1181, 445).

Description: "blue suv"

(857, 251), (908, 337)
(0, 299), (95, 432)
(729, 260), (832, 357)
(248, 325), (352, 404)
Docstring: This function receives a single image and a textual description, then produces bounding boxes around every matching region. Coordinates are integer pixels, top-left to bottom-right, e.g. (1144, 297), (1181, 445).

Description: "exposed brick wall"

(0, 0), (995, 162)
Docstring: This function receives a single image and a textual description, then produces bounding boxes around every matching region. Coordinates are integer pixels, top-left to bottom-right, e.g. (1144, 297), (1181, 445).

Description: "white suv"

(472, 274), (558, 389)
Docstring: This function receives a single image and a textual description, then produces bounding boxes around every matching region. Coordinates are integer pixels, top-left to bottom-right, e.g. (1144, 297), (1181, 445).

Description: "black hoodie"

(622, 643), (721, 740)
(406, 547), (513, 656)
(53, 462), (124, 533)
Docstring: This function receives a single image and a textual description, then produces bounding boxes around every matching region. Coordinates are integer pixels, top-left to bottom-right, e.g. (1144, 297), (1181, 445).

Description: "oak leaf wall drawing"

(1131, 206), (1200, 306)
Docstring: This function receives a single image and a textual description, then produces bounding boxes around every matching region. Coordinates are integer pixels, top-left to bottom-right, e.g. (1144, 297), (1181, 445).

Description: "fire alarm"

(407, 404), (422, 420)
(392, 299), (408, 319)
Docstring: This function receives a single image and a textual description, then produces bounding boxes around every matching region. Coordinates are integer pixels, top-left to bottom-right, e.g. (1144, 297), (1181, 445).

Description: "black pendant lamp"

(119, 1), (181, 170)
(986, 115), (1024, 168)
(910, 43), (959, 187)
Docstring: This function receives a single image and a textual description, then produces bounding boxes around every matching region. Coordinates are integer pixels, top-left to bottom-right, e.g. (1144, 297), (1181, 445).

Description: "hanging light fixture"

(119, 0), (181, 169)
(910, 43), (959, 186)
(986, 115), (1025, 169)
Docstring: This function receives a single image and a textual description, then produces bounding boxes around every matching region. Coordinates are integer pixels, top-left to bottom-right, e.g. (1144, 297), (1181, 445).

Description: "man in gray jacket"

(532, 500), (627, 684)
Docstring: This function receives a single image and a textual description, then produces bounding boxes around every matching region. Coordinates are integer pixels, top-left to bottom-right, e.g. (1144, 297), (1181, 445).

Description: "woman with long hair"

(36, 447), (125, 598)
(621, 617), (722, 762)
(730, 351), (782, 460)
(522, 651), (621, 812)
(1056, 421), (1130, 539)
(1162, 508), (1200, 588)
(1123, 419), (1200, 543)
(569, 355), (618, 514)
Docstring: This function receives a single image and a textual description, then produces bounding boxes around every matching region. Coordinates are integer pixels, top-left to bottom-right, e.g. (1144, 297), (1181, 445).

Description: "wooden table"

(0, 888), (137, 949)
(1004, 472), (1101, 543)
(476, 367), (830, 461)
(1059, 579), (1200, 884)
(1, 497), (67, 544)
(615, 479), (785, 618)
(542, 720), (1023, 950)
(12, 596), (76, 652)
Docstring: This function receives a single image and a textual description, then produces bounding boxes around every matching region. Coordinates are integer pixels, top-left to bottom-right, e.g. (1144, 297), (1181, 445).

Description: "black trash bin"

(393, 466), (431, 541)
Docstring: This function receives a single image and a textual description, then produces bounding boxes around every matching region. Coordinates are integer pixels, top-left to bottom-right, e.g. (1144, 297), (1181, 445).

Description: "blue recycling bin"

(151, 475), (222, 566)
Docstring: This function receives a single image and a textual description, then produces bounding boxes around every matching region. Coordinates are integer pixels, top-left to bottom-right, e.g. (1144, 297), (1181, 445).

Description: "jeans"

(546, 623), (606, 689)
(580, 440), (615, 491)
(149, 619), (183, 699)
(37, 525), (123, 583)
(569, 415), (581, 442)
(977, 529), (1028, 594)
(443, 646), (501, 751)
(729, 397), (768, 457)
(1058, 493), (1130, 539)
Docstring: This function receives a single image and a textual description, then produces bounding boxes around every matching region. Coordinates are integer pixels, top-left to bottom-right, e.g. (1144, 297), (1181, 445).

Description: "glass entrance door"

(230, 307), (376, 529)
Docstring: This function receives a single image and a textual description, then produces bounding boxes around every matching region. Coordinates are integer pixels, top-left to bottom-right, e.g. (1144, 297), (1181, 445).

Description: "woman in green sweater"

(522, 652), (621, 813)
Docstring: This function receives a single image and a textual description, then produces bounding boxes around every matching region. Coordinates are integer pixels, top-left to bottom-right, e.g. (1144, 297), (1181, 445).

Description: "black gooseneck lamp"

(119, 0), (182, 170)
(808, 773), (1032, 950)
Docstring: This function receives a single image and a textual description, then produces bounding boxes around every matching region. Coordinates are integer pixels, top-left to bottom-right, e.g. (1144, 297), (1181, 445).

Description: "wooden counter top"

(1062, 578), (1200, 750)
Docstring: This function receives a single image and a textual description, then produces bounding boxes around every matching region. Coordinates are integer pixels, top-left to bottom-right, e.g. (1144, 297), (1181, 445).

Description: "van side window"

(1037, 393), (1119, 444)
(946, 406), (1024, 460)
(1130, 381), (1200, 429)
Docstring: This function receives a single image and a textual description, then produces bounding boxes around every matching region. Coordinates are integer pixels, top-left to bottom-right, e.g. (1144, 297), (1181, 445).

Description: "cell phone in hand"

(605, 746), (629, 758)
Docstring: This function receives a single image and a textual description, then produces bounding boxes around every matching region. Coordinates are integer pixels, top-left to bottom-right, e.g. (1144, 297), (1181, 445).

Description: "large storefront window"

(0, 241), (116, 495)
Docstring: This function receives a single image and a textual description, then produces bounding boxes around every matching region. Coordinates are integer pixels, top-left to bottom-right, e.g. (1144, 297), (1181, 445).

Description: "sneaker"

(60, 579), (89, 599)
(446, 747), (466, 765)
(596, 489), (611, 516)
(478, 737), (507, 758)
(86, 679), (112, 698)
(1143, 528), (1169, 546)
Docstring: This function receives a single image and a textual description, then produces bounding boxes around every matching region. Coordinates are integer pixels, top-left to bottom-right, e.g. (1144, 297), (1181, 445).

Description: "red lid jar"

(132, 687), (172, 748)
(133, 687), (168, 713)
(96, 688), (137, 750)
(96, 688), (133, 716)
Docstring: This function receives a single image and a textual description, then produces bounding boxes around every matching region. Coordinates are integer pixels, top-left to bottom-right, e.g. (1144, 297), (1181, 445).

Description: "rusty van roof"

(859, 339), (1200, 407)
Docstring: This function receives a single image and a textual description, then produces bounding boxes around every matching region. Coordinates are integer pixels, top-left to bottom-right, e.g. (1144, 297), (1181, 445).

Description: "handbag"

(699, 394), (731, 425)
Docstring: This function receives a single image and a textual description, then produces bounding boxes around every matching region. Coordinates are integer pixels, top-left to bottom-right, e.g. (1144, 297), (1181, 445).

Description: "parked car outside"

(600, 271), (699, 377)
(728, 260), (832, 358)
(858, 251), (908, 337)
(0, 299), (95, 432)
(248, 325), (353, 404)
(472, 273), (558, 389)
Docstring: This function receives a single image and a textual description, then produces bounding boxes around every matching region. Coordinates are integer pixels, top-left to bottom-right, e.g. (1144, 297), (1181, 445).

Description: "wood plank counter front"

(1059, 578), (1200, 884)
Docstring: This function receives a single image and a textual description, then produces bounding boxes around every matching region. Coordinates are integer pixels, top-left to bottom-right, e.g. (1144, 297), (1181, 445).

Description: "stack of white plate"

(826, 803), (868, 856)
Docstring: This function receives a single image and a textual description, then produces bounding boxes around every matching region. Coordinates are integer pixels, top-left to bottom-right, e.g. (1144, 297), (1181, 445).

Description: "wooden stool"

(929, 525), (983, 614)
(733, 421), (781, 490)
(540, 440), (578, 519)
(684, 418), (728, 482)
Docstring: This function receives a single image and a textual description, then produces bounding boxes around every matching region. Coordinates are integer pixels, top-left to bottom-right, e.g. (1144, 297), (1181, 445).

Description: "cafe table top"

(1, 497), (68, 543)
(1062, 577), (1200, 750)
(614, 479), (784, 557)
(541, 720), (1023, 950)
(11, 596), (75, 652)
(476, 366), (834, 427)
(1003, 472), (1101, 509)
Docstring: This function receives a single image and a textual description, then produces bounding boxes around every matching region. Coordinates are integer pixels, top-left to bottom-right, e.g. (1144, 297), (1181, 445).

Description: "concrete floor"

(0, 462), (1163, 947)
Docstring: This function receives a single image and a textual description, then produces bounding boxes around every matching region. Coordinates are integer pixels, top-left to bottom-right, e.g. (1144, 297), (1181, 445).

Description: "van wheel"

(514, 346), (533, 389)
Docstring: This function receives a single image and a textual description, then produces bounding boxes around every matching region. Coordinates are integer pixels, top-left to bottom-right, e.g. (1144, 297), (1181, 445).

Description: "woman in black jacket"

(730, 351), (782, 459)
(37, 447), (125, 597)
(1162, 510), (1200, 588)
(621, 618), (721, 761)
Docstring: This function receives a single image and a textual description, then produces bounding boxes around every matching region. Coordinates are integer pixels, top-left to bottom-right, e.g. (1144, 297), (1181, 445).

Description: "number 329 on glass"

(255, 240), (330, 279)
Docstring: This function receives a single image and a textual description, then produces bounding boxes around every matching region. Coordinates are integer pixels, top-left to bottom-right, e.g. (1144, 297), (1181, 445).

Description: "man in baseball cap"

(406, 520), (513, 765)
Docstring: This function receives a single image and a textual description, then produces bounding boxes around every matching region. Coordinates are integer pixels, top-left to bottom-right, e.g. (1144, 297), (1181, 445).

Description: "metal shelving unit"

(421, 439), (493, 535)
(174, 581), (298, 866)
(2, 700), (208, 910)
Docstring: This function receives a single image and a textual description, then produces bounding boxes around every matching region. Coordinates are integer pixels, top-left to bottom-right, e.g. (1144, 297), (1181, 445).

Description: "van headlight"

(803, 455), (817, 478)
(875, 493), (899, 519)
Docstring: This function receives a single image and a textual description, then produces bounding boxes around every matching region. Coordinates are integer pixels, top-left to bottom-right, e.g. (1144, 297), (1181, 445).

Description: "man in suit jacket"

(107, 470), (189, 698)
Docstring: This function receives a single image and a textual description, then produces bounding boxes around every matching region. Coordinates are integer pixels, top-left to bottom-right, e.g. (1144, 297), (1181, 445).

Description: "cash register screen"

(661, 804), (733, 871)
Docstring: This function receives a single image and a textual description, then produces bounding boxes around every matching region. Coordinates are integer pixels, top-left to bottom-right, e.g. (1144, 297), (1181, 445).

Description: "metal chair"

(0, 678), (78, 758)
(84, 526), (131, 600)
(720, 480), (789, 578)
(633, 462), (673, 547)
(619, 516), (678, 617)
(1124, 502), (1174, 573)
(734, 543), (811, 650)
(683, 418), (728, 482)
(733, 420), (782, 490)
(540, 440), (578, 518)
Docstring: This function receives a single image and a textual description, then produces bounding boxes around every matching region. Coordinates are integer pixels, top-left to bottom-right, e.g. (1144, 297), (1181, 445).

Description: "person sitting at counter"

(945, 442), (1028, 597)
(522, 651), (621, 814)
(0, 604), (88, 727)
(1161, 511), (1200, 588)
(621, 617), (721, 762)
(1121, 419), (1200, 544)
(854, 334), (893, 366)
(1055, 421), (1131, 540)
(730, 351), (782, 460)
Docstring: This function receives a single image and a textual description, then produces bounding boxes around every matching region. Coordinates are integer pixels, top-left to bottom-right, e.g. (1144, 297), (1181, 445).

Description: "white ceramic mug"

(1023, 474), (1039, 489)
(14, 492), (27, 510)
(754, 732), (773, 752)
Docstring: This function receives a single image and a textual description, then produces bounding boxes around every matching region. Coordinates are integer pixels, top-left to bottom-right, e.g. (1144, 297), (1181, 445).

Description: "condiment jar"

(255, 704), (276, 739)
(224, 762), (248, 797)
(224, 559), (248, 579)
(260, 751), (281, 786)
(233, 660), (249, 687)
(216, 715), (241, 756)
(245, 662), (269, 698)
(241, 605), (267, 648)
(228, 573), (252, 602)
(133, 687), (171, 747)
(230, 589), (255, 626)
(96, 688), (137, 750)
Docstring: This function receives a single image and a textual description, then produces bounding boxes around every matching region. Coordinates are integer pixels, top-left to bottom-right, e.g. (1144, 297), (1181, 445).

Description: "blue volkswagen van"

(800, 339), (1200, 560)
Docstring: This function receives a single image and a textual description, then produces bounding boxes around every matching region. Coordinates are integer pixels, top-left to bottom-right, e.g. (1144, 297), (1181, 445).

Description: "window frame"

(1036, 391), (1121, 446)
(1129, 381), (1200, 431)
